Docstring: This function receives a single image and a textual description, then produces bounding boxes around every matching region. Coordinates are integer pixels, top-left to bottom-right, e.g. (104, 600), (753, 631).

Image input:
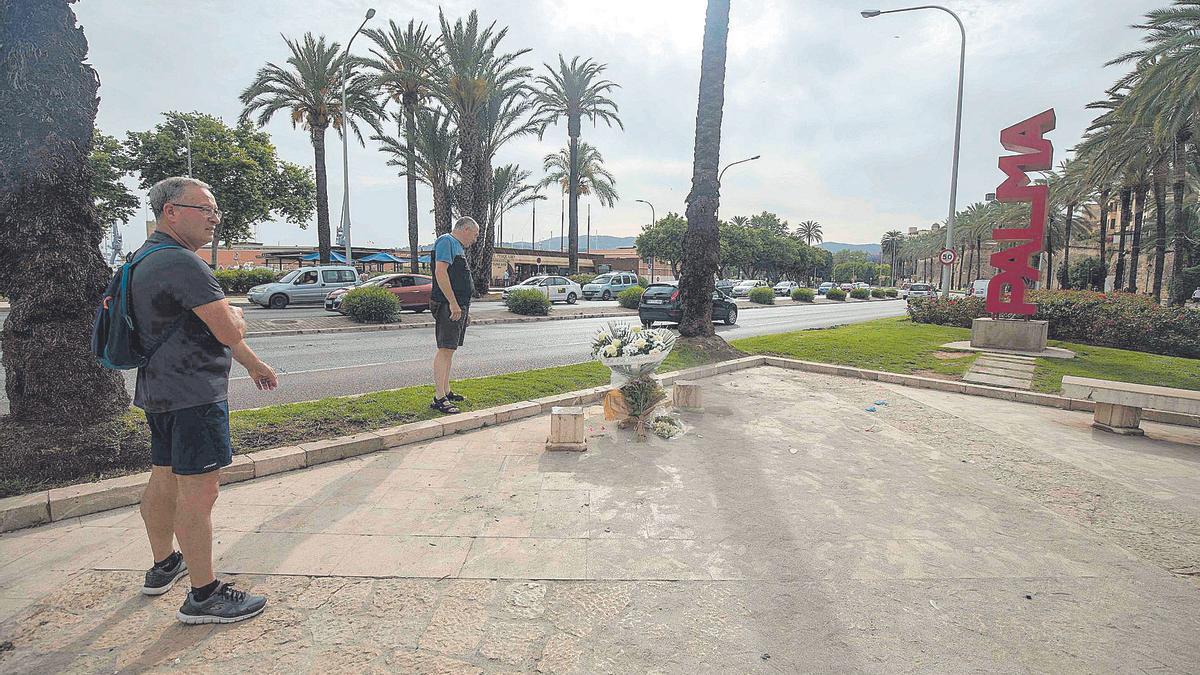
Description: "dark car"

(715, 279), (737, 294)
(325, 273), (433, 314)
(638, 283), (738, 328)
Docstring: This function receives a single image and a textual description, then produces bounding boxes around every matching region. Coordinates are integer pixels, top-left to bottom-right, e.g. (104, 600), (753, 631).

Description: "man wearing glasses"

(129, 176), (278, 624)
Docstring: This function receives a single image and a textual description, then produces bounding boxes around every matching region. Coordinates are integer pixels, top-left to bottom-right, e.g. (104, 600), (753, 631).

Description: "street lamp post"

(339, 7), (376, 267)
(862, 5), (965, 299)
(635, 199), (655, 282)
(179, 119), (193, 178)
(717, 154), (761, 186)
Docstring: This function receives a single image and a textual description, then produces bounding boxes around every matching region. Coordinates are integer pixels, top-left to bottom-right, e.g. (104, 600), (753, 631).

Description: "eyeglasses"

(171, 203), (222, 219)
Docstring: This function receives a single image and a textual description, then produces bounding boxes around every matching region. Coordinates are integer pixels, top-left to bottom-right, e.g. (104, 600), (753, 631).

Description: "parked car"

(248, 265), (360, 309)
(582, 271), (639, 300)
(853, 282), (870, 290)
(715, 279), (738, 294)
(1193, 287), (1200, 302)
(968, 279), (989, 298)
(325, 273), (433, 314)
(773, 280), (800, 296)
(638, 283), (738, 327)
(839, 283), (854, 292)
(817, 282), (834, 296)
(501, 275), (581, 304)
(731, 279), (768, 297)
(906, 283), (935, 301)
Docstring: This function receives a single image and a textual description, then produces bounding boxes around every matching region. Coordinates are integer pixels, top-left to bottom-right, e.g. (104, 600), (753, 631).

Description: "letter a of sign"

(986, 109), (1055, 315)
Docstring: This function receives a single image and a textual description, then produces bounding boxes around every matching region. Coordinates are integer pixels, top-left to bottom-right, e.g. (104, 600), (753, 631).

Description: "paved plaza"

(1, 367), (1198, 673)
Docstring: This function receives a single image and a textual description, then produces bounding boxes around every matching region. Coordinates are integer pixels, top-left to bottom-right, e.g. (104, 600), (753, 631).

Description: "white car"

(906, 283), (936, 301)
(773, 280), (800, 296)
(969, 279), (989, 298)
(731, 280), (768, 297)
(501, 274), (582, 304)
(853, 282), (870, 290)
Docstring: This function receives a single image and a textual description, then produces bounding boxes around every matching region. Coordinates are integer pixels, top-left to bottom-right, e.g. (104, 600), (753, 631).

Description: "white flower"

(603, 343), (620, 357)
(648, 347), (662, 355)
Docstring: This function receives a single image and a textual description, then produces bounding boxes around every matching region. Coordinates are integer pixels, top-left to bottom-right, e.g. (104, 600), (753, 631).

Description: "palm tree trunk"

(567, 119), (580, 273)
(1060, 203), (1073, 290)
(311, 125), (331, 265)
(678, 0), (729, 337)
(1151, 165), (1168, 300)
(1114, 186), (1131, 290)
(976, 236), (982, 280)
(1127, 184), (1146, 292)
(1167, 137), (1190, 305)
(404, 107), (420, 273)
(433, 181), (451, 237)
(0, 0), (129, 426)
(1096, 188), (1109, 290)
(1045, 215), (1053, 290)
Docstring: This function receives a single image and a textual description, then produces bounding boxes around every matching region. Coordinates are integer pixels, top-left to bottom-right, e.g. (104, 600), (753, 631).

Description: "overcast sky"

(75, 0), (1156, 252)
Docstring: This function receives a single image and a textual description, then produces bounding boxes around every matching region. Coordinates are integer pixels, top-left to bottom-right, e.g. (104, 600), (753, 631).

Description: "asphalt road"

(0, 300), (907, 413)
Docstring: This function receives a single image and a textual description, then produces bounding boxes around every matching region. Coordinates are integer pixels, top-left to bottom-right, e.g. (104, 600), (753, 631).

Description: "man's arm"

(231, 341), (278, 391)
(193, 299), (277, 391)
(434, 261), (462, 320)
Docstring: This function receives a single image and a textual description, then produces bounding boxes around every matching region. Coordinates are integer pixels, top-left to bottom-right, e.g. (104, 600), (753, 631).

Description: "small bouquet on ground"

(591, 322), (677, 439)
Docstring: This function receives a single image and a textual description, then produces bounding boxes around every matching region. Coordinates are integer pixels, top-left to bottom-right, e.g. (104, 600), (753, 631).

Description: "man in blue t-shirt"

(430, 217), (479, 414)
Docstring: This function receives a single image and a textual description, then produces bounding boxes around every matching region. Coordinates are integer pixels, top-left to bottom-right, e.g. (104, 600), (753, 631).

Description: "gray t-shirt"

(130, 231), (231, 413)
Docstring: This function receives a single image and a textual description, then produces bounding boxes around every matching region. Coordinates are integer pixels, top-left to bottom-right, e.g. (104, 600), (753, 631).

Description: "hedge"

(569, 273), (595, 286)
(748, 287), (775, 304)
(849, 288), (871, 300)
(885, 288), (899, 298)
(792, 288), (815, 303)
(617, 286), (646, 309)
(826, 288), (847, 301)
(214, 268), (279, 294)
(505, 288), (551, 315)
(906, 290), (1200, 358)
(871, 288), (886, 299)
(341, 286), (400, 323)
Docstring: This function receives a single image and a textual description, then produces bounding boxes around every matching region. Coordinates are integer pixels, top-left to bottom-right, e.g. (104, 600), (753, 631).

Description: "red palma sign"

(986, 109), (1056, 315)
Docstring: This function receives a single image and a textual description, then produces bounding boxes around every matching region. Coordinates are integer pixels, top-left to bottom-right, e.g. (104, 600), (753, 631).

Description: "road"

(0, 300), (907, 413)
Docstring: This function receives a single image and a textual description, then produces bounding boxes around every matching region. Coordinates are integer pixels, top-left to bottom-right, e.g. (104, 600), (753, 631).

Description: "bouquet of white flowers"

(591, 322), (676, 386)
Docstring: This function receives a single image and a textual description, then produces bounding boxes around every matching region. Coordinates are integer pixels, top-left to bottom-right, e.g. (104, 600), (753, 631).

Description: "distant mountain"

(499, 235), (637, 251)
(818, 242), (882, 255)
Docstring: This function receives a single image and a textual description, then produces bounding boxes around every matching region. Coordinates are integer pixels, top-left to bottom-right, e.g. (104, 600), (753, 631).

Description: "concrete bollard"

(672, 381), (703, 413)
(546, 406), (587, 452)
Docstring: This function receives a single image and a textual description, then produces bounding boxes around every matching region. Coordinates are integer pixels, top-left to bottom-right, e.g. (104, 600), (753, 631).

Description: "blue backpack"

(92, 243), (184, 370)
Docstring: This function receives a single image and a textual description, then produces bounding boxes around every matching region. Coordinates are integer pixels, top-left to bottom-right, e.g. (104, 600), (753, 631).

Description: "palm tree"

(373, 107), (457, 238)
(490, 164), (545, 246)
(0, 0), (130, 428)
(796, 220), (823, 246)
(239, 33), (385, 265)
(881, 230), (904, 285)
(532, 56), (623, 273)
(539, 142), (619, 208)
(729, 215), (749, 227)
(677, 0), (731, 337)
(362, 19), (439, 273)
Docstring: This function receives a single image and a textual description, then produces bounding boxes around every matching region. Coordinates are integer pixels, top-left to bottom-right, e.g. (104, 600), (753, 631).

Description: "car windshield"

(591, 274), (613, 283)
(911, 284), (931, 291)
(519, 277), (544, 286)
(362, 276), (394, 287)
(278, 270), (299, 283)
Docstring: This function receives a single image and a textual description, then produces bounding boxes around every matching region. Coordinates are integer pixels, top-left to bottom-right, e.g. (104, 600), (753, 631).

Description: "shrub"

(570, 273), (595, 286)
(1067, 257), (1106, 291)
(617, 286), (646, 309)
(505, 288), (551, 315)
(340, 285), (401, 323)
(885, 288), (898, 298)
(906, 290), (1200, 358)
(214, 268), (280, 294)
(748, 287), (775, 304)
(849, 288), (871, 300)
(637, 276), (649, 287)
(826, 288), (847, 301)
(871, 288), (886, 298)
(791, 288), (815, 303)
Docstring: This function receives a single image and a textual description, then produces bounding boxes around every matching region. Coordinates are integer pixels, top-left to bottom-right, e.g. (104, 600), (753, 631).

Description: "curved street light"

(862, 5), (964, 299)
(339, 7), (376, 266)
(635, 199), (656, 281)
(718, 154), (760, 186)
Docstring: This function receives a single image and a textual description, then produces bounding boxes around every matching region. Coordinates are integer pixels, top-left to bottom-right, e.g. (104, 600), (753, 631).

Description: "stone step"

(963, 371), (1033, 389)
(971, 365), (1035, 380)
(974, 359), (1037, 373)
(980, 352), (1037, 363)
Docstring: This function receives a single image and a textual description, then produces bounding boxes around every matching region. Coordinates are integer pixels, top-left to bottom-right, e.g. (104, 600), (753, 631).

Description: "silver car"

(247, 265), (360, 309)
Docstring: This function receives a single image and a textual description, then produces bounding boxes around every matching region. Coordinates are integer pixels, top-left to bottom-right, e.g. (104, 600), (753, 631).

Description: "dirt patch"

(932, 351), (973, 360)
(0, 415), (151, 499)
(675, 335), (747, 362)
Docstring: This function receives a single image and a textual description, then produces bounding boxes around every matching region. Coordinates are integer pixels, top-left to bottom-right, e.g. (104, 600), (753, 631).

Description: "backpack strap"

(126, 242), (189, 355)
(130, 242), (183, 267)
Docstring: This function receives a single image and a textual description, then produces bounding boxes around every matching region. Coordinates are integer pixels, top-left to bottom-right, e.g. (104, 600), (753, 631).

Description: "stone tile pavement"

(1, 367), (1198, 673)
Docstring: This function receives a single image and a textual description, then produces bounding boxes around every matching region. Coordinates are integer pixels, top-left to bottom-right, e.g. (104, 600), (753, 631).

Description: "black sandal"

(430, 397), (461, 414)
(446, 391), (465, 402)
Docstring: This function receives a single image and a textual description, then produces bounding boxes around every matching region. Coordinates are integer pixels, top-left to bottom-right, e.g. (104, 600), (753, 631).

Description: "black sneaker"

(446, 391), (465, 402)
(141, 552), (188, 596)
(176, 582), (267, 625)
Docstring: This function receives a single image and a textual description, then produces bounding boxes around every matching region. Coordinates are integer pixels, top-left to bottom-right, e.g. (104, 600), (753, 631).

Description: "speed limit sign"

(939, 248), (957, 265)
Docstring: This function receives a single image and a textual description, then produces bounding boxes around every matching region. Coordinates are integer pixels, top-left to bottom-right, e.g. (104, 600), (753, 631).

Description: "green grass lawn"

(1032, 341), (1200, 394)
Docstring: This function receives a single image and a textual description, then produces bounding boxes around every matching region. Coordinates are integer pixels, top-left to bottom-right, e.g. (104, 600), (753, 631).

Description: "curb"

(15, 350), (1180, 534)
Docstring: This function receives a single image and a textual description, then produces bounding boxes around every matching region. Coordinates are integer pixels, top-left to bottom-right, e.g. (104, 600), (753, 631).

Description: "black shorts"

(431, 299), (469, 350)
(146, 401), (233, 475)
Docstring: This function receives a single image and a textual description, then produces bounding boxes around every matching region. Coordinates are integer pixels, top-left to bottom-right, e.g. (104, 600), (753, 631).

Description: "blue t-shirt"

(431, 233), (473, 305)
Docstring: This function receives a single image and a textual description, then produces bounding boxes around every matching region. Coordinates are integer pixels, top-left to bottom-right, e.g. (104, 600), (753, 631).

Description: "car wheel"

(601, 290), (611, 301)
(641, 319), (654, 328)
(724, 306), (738, 325)
(268, 294), (288, 309)
(411, 307), (426, 313)
(567, 292), (577, 304)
